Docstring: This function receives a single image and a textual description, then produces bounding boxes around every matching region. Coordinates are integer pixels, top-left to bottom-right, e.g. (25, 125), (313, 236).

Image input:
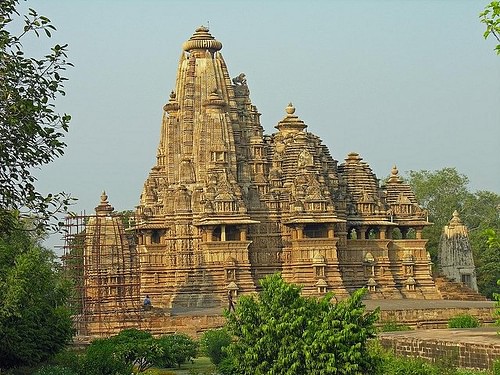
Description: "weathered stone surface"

(380, 327), (500, 370)
(131, 27), (442, 310)
(438, 211), (478, 291)
(76, 28), (482, 336)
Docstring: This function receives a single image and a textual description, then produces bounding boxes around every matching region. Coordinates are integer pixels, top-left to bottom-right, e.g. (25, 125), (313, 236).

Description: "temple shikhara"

(64, 27), (450, 336)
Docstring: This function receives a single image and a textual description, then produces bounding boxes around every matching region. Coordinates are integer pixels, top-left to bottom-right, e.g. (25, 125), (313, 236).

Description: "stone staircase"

(434, 276), (488, 301)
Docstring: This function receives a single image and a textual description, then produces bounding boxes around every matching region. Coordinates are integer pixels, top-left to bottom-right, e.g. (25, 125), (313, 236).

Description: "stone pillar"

(379, 228), (386, 239)
(221, 225), (226, 241)
(240, 226), (247, 241)
(328, 224), (335, 239)
(206, 227), (213, 242)
(297, 225), (304, 239)
(359, 227), (367, 240)
(416, 228), (422, 240)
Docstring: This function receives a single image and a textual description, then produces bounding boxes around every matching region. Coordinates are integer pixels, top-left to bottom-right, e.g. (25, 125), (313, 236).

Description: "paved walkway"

(380, 326), (500, 346)
(168, 299), (494, 316)
(363, 299), (494, 311)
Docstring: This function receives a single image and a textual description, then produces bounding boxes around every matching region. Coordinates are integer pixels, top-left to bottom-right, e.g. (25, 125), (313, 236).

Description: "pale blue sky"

(19, 1), (499, 246)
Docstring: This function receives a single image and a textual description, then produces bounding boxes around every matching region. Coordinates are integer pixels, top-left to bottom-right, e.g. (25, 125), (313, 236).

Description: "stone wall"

(379, 328), (500, 370)
(378, 306), (495, 329)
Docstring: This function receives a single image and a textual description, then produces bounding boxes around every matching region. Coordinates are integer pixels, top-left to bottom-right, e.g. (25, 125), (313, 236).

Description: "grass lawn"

(150, 357), (216, 374)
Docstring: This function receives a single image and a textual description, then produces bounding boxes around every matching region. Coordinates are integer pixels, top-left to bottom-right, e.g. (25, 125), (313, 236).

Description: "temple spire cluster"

(126, 27), (441, 308)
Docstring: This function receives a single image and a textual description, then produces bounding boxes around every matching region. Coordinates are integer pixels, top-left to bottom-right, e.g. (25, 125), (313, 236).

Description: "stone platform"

(364, 299), (495, 329)
(380, 327), (500, 370)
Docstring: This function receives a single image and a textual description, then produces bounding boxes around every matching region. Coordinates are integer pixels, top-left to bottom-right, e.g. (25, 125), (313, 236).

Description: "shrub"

(447, 314), (480, 328)
(156, 333), (198, 368)
(378, 353), (440, 375)
(200, 328), (232, 365)
(380, 320), (413, 332)
(80, 337), (132, 375)
(33, 365), (78, 375)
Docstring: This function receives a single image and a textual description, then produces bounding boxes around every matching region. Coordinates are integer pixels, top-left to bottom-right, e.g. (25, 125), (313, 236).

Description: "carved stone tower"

(438, 211), (478, 291)
(132, 27), (440, 309)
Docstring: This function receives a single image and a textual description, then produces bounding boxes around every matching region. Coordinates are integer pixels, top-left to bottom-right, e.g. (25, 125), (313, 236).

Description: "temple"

(66, 27), (449, 336)
(438, 211), (478, 291)
(132, 26), (439, 309)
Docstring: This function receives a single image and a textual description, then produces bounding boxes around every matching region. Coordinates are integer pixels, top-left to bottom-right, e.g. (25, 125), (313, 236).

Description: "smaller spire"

(163, 90), (180, 113)
(95, 191), (114, 216)
(387, 164), (402, 183)
(443, 210), (467, 237)
(182, 26), (222, 54)
(275, 103), (307, 134)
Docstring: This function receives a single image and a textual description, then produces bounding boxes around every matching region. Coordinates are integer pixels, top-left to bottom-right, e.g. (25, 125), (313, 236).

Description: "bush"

(156, 333), (198, 368)
(378, 353), (441, 375)
(80, 338), (132, 375)
(447, 314), (480, 328)
(380, 320), (413, 332)
(200, 328), (232, 365)
(33, 365), (78, 375)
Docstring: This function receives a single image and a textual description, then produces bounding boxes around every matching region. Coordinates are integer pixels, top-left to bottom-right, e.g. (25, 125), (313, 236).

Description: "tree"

(406, 168), (500, 297)
(109, 329), (162, 373)
(156, 333), (198, 369)
(81, 329), (162, 374)
(0, 0), (73, 234)
(406, 168), (472, 261)
(0, 221), (74, 370)
(480, 1), (500, 54)
(224, 274), (379, 375)
(200, 328), (232, 366)
(479, 229), (500, 299)
(81, 337), (132, 375)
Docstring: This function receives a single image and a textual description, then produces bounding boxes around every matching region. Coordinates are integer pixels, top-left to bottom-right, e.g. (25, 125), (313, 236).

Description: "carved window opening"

(318, 285), (327, 294)
(226, 225), (240, 241)
(212, 225), (240, 241)
(461, 274), (472, 288)
(403, 264), (414, 276)
(405, 228), (416, 239)
(391, 228), (403, 240)
(364, 265), (375, 277)
(211, 151), (227, 163)
(212, 226), (222, 241)
(226, 268), (236, 281)
(368, 228), (377, 239)
(348, 228), (358, 239)
(315, 265), (325, 277)
(304, 224), (328, 239)
(151, 230), (162, 244)
(367, 278), (377, 292)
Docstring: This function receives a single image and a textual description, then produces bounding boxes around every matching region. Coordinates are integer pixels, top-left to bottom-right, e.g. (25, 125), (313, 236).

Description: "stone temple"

(67, 27), (456, 335)
(132, 26), (439, 308)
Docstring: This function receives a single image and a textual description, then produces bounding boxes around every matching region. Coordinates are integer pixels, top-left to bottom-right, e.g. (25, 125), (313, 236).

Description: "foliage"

(156, 333), (198, 369)
(33, 365), (78, 375)
(379, 320), (413, 332)
(81, 329), (162, 374)
(0, 220), (74, 370)
(80, 337), (132, 375)
(406, 168), (472, 261)
(447, 314), (480, 328)
(477, 229), (500, 298)
(480, 1), (500, 54)
(110, 329), (163, 373)
(224, 273), (379, 375)
(0, 0), (73, 234)
(199, 328), (232, 366)
(495, 279), (500, 330)
(376, 352), (441, 375)
(406, 168), (500, 297)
